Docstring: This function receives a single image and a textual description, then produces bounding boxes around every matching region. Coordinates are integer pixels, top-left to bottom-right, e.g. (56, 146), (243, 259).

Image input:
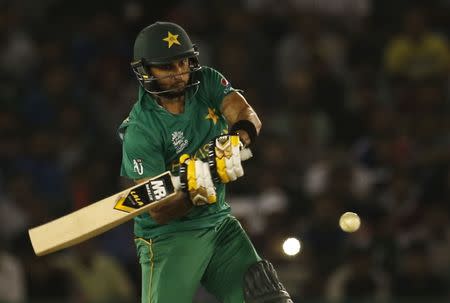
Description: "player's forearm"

(221, 92), (262, 146)
(148, 191), (192, 224)
(233, 106), (262, 135)
(222, 92), (261, 132)
(132, 177), (191, 224)
(134, 178), (192, 219)
(231, 107), (261, 147)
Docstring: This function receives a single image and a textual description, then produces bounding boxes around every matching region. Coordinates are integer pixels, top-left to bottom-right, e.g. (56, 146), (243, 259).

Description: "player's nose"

(172, 60), (187, 77)
(172, 65), (184, 77)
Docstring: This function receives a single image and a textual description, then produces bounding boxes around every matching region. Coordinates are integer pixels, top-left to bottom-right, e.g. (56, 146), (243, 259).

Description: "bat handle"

(171, 148), (252, 191)
(172, 176), (182, 191)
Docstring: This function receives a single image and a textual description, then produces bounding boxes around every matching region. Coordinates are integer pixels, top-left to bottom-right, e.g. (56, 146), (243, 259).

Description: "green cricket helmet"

(131, 21), (201, 97)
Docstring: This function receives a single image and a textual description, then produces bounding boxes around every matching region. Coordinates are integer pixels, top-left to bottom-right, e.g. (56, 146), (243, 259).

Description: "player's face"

(150, 58), (190, 93)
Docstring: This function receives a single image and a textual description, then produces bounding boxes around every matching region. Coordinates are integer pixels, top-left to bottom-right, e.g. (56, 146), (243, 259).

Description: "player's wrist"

(230, 120), (257, 146)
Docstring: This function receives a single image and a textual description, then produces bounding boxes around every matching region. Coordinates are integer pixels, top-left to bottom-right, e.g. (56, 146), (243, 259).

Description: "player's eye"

(158, 64), (173, 70)
(179, 59), (188, 67)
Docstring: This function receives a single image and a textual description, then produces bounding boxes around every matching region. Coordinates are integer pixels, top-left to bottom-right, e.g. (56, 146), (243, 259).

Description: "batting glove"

(179, 154), (217, 205)
(208, 135), (245, 184)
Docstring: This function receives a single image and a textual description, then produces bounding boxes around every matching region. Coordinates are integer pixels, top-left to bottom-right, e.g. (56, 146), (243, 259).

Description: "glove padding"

(208, 135), (244, 183)
(179, 154), (217, 205)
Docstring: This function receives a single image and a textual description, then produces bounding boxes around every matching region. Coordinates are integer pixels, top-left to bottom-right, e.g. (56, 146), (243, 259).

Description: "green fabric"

(135, 215), (260, 303)
(119, 66), (239, 239)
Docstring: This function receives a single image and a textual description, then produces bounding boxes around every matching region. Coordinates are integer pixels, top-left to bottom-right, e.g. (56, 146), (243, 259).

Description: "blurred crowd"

(0, 0), (449, 302)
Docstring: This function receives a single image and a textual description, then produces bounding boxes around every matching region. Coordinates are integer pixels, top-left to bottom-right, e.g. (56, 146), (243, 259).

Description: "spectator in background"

(384, 7), (449, 82)
(276, 14), (347, 84)
(363, 207), (399, 275)
(326, 245), (390, 303)
(407, 203), (450, 280)
(392, 240), (448, 300)
(57, 103), (92, 172)
(304, 151), (372, 203)
(0, 1), (448, 302)
(24, 251), (73, 302)
(21, 63), (74, 128)
(300, 193), (346, 275)
(0, 175), (34, 244)
(376, 172), (421, 233)
(288, 0), (370, 19)
(55, 240), (136, 303)
(0, 111), (24, 180)
(0, 3), (36, 80)
(20, 128), (70, 213)
(0, 236), (26, 303)
(216, 11), (271, 93)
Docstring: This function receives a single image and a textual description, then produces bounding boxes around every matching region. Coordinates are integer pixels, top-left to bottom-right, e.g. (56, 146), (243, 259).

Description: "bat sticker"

(114, 172), (174, 213)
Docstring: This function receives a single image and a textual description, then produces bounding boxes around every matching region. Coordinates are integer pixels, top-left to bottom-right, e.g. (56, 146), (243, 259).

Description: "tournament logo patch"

(171, 131), (188, 154)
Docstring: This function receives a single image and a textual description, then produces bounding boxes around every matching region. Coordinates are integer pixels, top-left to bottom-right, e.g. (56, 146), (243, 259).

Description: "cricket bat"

(28, 149), (252, 256)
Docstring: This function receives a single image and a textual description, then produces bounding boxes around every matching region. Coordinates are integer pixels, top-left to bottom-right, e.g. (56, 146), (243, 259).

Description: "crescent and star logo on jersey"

(162, 31), (181, 48)
(205, 107), (219, 125)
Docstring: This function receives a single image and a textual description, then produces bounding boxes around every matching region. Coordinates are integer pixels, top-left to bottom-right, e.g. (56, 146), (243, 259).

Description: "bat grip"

(172, 148), (252, 191)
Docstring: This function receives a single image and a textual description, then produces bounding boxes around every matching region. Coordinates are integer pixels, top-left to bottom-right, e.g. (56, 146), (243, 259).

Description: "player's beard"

(156, 80), (188, 99)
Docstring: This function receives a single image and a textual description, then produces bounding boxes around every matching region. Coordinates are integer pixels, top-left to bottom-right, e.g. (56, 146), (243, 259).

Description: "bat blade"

(28, 171), (177, 256)
(28, 148), (252, 256)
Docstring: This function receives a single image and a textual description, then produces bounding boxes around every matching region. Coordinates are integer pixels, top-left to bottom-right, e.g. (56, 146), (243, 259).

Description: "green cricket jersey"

(119, 67), (239, 239)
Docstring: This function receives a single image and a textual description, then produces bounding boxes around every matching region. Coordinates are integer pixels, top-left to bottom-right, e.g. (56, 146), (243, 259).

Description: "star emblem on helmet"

(162, 31), (181, 48)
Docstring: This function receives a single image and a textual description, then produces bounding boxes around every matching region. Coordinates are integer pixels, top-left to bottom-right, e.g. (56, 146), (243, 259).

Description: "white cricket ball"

(339, 212), (361, 233)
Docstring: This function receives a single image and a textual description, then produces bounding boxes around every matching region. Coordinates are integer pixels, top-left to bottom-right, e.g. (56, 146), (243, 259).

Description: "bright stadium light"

(282, 237), (301, 256)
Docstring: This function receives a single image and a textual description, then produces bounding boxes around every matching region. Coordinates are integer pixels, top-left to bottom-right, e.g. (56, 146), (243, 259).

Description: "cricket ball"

(339, 212), (361, 233)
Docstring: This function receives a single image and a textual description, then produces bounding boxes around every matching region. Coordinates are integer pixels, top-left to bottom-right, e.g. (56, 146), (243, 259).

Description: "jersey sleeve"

(202, 67), (240, 110)
(120, 124), (166, 180)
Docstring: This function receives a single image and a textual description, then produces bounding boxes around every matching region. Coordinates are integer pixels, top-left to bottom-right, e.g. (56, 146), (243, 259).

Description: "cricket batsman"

(119, 21), (293, 303)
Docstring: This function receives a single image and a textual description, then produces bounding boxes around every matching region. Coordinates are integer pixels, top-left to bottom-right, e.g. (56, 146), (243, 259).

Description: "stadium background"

(0, 0), (449, 302)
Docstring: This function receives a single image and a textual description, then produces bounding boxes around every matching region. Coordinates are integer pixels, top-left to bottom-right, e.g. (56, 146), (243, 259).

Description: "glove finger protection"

(179, 154), (216, 205)
(209, 135), (244, 183)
